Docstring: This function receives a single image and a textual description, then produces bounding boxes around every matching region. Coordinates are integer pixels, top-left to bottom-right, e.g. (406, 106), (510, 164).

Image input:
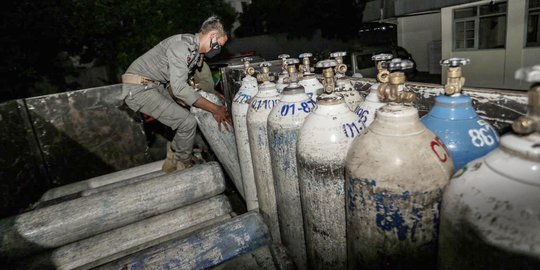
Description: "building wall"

(441, 0), (540, 90)
(397, 13), (442, 73)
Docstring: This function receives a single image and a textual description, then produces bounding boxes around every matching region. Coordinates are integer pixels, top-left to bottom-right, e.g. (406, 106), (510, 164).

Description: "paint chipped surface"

(191, 92), (243, 198)
(246, 89), (281, 242)
(95, 212), (271, 270)
(347, 177), (444, 269)
(439, 147), (540, 269)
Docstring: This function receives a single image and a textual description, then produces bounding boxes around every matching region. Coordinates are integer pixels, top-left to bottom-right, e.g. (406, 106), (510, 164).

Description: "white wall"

(397, 13), (442, 73)
(441, 0), (539, 90)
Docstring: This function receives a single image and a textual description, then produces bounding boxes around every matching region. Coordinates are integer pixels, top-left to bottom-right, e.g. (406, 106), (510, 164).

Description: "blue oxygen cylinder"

(422, 58), (499, 171)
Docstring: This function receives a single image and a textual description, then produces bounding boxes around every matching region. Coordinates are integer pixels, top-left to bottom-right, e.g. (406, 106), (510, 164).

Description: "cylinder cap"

(428, 95), (477, 120)
(370, 104), (424, 136)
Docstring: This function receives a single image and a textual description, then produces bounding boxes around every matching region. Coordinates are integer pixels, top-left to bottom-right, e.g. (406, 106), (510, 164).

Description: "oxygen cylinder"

(268, 58), (315, 269)
(345, 59), (454, 270)
(438, 65), (540, 270)
(422, 58), (499, 172)
(298, 53), (323, 101)
(276, 54), (290, 93)
(330, 51), (364, 111)
(246, 62), (282, 242)
(298, 59), (362, 270)
(354, 53), (393, 128)
(232, 57), (259, 210)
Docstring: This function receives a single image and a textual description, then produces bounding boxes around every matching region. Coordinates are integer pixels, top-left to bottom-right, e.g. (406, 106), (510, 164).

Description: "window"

(527, 0), (540, 46)
(453, 1), (507, 50)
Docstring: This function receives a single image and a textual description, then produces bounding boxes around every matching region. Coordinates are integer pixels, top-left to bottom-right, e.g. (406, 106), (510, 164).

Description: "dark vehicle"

(346, 46), (418, 79)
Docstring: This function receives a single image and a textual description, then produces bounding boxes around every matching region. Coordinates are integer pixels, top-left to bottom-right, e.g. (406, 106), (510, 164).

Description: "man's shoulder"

(165, 34), (197, 48)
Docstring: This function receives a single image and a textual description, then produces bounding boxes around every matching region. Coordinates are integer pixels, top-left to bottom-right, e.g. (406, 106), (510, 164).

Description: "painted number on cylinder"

(233, 93), (251, 104)
(280, 100), (316, 116)
(251, 99), (278, 111)
(342, 122), (363, 138)
(430, 137), (449, 162)
(468, 120), (499, 148)
(354, 107), (370, 124)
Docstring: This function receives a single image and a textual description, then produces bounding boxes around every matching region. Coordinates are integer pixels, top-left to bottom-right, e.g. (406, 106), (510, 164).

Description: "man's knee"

(177, 113), (197, 132)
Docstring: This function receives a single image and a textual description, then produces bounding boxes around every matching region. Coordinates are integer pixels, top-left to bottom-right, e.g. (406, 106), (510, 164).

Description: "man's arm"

(167, 42), (231, 128)
(194, 62), (217, 94)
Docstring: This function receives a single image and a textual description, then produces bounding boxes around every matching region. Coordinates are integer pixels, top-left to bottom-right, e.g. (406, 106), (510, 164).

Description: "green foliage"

(0, 0), (236, 102)
(235, 0), (365, 40)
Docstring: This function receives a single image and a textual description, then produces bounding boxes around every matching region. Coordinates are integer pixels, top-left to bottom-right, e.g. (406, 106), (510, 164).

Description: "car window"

(356, 54), (374, 69)
(396, 48), (410, 59)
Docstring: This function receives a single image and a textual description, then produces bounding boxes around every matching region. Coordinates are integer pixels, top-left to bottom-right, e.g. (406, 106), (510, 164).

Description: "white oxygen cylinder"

(297, 59), (362, 270)
(345, 59), (454, 270)
(232, 57), (259, 210)
(267, 58), (316, 269)
(246, 62), (282, 242)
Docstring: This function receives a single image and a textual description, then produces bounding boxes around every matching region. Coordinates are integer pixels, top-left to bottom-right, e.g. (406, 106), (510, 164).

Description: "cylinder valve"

(241, 57), (255, 76)
(285, 58), (300, 85)
(316, 59), (338, 94)
(330, 51), (348, 76)
(513, 65), (540, 135)
(372, 53), (393, 83)
(377, 58), (416, 103)
(441, 58), (470, 96)
(299, 53), (314, 74)
(278, 54), (290, 74)
(257, 62), (274, 83)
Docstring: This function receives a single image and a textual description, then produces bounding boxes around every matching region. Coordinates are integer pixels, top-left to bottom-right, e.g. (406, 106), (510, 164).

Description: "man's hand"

(192, 97), (232, 131)
(212, 105), (233, 131)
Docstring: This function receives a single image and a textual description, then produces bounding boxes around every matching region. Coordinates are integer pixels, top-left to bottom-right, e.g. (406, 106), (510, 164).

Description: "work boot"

(162, 146), (177, 173)
(175, 158), (194, 171)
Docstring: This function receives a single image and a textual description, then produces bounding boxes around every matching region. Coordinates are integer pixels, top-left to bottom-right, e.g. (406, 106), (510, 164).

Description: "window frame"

(452, 1), (508, 51)
(526, 0), (540, 47)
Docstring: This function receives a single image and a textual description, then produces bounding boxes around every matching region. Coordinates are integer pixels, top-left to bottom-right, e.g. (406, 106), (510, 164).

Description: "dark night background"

(0, 0), (368, 103)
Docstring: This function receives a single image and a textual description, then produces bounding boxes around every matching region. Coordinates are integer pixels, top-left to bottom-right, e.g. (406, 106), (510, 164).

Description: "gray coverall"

(122, 34), (209, 161)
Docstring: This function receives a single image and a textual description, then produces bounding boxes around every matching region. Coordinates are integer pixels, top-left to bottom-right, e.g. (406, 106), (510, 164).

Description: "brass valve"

(513, 65), (540, 134)
(330, 51), (348, 76)
(242, 57), (255, 76)
(376, 58), (416, 104)
(285, 58), (300, 84)
(441, 58), (470, 96)
(278, 54), (290, 74)
(372, 53), (392, 83)
(299, 53), (314, 74)
(316, 59), (338, 94)
(257, 62), (274, 83)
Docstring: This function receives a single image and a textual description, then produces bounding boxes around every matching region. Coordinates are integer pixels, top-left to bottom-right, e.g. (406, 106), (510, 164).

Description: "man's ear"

(209, 29), (219, 40)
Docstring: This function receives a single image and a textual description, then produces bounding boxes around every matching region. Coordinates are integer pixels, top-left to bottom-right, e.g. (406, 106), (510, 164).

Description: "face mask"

(205, 38), (222, 59)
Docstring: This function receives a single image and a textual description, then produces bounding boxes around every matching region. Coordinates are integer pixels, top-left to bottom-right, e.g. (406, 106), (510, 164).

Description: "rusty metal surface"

(0, 100), (48, 218)
(24, 84), (154, 186)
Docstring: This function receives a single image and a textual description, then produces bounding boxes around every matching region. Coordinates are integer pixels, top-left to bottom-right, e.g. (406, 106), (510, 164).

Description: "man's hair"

(200, 16), (226, 36)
